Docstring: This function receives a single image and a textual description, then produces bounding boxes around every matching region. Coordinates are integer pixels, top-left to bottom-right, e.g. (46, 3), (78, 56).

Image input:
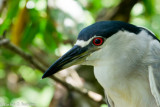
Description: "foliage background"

(0, 0), (160, 107)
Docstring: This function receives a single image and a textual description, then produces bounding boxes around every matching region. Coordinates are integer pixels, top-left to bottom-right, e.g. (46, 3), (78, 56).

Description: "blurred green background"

(0, 0), (160, 107)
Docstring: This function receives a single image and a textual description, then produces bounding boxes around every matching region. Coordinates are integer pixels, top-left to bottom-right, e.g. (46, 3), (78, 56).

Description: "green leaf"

(43, 20), (57, 51)
(142, 0), (155, 16)
(20, 23), (39, 48)
(0, 0), (20, 34)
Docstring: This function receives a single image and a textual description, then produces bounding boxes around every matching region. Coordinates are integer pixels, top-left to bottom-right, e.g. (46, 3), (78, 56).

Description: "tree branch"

(0, 38), (104, 105)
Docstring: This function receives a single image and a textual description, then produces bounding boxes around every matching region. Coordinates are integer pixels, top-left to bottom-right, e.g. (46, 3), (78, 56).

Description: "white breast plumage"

(90, 30), (158, 107)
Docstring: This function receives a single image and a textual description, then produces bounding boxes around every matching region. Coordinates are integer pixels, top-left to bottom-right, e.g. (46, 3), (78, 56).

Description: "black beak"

(42, 45), (89, 79)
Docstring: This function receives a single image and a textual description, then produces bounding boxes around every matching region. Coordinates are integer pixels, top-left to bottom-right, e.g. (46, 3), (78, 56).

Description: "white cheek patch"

(75, 36), (96, 47)
(75, 40), (90, 47)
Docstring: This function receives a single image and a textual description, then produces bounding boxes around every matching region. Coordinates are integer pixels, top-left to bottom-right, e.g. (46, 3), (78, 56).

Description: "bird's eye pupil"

(95, 39), (101, 44)
(93, 37), (103, 46)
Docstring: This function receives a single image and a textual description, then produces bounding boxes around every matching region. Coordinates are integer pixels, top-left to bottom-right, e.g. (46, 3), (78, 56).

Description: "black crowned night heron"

(42, 21), (160, 107)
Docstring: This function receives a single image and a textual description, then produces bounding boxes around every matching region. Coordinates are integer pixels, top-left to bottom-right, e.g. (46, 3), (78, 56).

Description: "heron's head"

(42, 21), (143, 79)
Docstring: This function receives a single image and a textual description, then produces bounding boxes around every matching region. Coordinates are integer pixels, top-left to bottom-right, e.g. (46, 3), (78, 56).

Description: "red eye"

(92, 37), (104, 46)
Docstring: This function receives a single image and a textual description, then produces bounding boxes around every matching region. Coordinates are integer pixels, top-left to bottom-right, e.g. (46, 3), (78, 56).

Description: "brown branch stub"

(0, 39), (9, 46)
(0, 38), (104, 105)
(96, 0), (139, 22)
(0, 30), (8, 45)
(2, 30), (7, 38)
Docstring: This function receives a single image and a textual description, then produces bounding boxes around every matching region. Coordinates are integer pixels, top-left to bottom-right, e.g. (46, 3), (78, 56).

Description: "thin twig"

(0, 38), (104, 105)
